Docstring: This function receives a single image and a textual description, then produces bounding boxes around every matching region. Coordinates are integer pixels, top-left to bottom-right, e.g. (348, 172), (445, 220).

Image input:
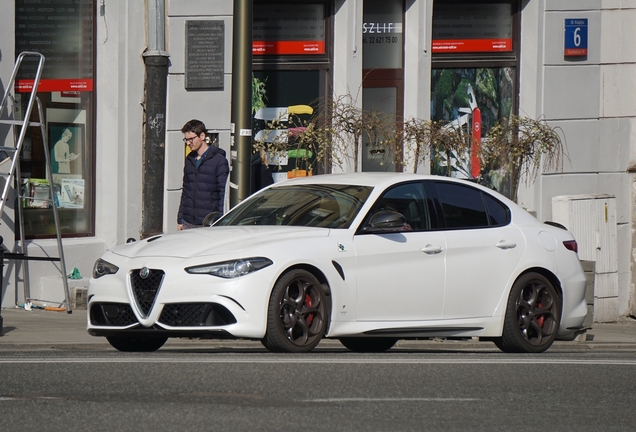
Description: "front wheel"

(261, 269), (330, 353)
(495, 273), (561, 353)
(106, 335), (168, 352)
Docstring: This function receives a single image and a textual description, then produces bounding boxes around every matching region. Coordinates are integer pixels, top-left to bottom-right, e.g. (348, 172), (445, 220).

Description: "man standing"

(177, 119), (229, 230)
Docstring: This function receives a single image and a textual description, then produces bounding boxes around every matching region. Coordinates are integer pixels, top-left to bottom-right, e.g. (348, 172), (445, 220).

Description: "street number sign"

(564, 18), (588, 57)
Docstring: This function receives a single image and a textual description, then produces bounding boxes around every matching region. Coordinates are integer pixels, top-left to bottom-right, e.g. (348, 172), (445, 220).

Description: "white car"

(87, 173), (588, 353)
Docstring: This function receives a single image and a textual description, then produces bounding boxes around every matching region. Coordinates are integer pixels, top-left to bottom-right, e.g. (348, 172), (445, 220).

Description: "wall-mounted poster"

(48, 122), (85, 209)
(48, 123), (83, 176)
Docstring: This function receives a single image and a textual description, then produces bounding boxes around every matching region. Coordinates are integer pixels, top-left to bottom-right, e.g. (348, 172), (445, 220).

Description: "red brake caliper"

(536, 303), (545, 327)
(305, 294), (314, 327)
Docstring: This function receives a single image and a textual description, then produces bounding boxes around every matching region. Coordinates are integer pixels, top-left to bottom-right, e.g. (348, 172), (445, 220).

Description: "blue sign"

(564, 18), (588, 57)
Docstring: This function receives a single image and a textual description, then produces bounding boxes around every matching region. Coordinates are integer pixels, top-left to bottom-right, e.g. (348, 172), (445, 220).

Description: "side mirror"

(202, 212), (221, 227)
(363, 210), (406, 233)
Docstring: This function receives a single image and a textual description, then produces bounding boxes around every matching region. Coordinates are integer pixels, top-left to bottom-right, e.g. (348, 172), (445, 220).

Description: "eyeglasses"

(183, 136), (197, 144)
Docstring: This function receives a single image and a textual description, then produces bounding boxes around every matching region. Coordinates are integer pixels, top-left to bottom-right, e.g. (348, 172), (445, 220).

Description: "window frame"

(14, 0), (97, 240)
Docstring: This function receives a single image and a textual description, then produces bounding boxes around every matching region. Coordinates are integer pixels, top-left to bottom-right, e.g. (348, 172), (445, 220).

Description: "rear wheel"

(106, 335), (168, 352)
(339, 337), (397, 353)
(495, 273), (561, 353)
(261, 269), (329, 353)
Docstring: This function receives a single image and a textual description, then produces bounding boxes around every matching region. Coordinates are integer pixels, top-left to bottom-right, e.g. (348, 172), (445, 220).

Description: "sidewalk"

(1, 306), (636, 350)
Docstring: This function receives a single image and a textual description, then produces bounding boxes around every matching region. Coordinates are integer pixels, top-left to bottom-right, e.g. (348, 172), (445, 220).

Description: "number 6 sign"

(564, 18), (588, 57)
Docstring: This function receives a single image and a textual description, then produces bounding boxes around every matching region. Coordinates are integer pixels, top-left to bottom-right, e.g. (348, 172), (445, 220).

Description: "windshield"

(216, 184), (373, 228)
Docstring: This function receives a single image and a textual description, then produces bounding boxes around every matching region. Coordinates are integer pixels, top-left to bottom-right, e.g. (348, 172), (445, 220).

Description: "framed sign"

(185, 20), (225, 90)
(432, 3), (513, 53)
(48, 123), (84, 177)
(253, 4), (326, 55)
(564, 18), (588, 57)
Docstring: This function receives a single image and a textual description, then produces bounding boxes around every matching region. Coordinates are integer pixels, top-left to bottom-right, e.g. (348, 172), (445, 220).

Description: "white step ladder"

(0, 52), (71, 326)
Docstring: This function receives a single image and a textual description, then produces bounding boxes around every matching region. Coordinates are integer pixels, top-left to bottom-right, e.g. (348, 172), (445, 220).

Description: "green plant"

(251, 74), (267, 114)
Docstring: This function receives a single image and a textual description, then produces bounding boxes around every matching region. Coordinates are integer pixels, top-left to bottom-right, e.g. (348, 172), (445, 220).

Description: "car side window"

(483, 193), (511, 226)
(365, 182), (430, 231)
(434, 182), (489, 229)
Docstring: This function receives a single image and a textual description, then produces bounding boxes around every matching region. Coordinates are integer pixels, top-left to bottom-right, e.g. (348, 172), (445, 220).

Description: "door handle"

(421, 244), (443, 254)
(495, 240), (517, 250)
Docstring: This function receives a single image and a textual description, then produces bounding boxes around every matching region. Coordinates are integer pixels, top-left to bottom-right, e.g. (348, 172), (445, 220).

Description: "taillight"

(563, 240), (578, 253)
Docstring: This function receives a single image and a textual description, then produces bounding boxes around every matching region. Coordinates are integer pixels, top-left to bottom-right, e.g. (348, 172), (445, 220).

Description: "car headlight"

(93, 258), (119, 279)
(185, 257), (273, 278)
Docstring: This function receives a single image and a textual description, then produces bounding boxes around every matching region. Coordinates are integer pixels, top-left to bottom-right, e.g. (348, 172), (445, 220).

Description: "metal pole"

(141, 0), (169, 237)
(229, 0), (253, 207)
(37, 98), (72, 313)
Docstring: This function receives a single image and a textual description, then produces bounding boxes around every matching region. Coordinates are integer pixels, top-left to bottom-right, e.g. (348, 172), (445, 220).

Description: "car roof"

(273, 172), (494, 192)
(274, 172), (437, 187)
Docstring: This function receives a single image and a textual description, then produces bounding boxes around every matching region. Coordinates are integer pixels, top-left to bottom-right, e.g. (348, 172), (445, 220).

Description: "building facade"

(0, 0), (634, 322)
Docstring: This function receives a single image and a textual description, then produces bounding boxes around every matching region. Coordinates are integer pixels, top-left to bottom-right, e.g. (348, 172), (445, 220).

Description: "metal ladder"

(0, 51), (71, 316)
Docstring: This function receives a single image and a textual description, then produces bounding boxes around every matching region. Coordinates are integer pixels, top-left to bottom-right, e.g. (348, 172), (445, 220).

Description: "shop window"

(251, 70), (323, 178)
(430, 1), (519, 196)
(252, 1), (331, 178)
(362, 0), (404, 172)
(432, 2), (515, 56)
(15, 0), (95, 238)
(253, 1), (329, 62)
(363, 0), (403, 69)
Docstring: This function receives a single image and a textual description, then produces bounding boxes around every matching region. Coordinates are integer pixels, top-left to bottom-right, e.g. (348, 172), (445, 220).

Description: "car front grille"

(130, 268), (165, 317)
(90, 302), (138, 326)
(159, 303), (237, 327)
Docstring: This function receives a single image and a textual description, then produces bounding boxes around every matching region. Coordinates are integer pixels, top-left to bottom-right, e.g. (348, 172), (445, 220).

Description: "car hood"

(110, 226), (331, 259)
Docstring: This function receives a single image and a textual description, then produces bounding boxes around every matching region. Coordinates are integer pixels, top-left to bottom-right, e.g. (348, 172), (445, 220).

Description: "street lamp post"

(229, 0), (253, 208)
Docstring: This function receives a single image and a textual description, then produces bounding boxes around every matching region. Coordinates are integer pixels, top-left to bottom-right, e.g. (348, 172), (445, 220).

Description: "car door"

(353, 182), (446, 321)
(430, 180), (526, 319)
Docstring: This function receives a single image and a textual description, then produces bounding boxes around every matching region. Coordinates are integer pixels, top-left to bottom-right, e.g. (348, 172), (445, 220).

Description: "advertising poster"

(430, 67), (514, 195)
(253, 4), (325, 55)
(432, 3), (513, 53)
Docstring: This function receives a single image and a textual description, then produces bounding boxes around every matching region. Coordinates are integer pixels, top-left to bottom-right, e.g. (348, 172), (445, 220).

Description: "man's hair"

(181, 119), (207, 137)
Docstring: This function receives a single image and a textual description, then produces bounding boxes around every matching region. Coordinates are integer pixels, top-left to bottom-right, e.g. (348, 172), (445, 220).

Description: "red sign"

(252, 40), (325, 55)
(253, 3), (325, 56)
(432, 39), (512, 53)
(432, 3), (513, 54)
(471, 108), (481, 178)
(16, 78), (94, 93)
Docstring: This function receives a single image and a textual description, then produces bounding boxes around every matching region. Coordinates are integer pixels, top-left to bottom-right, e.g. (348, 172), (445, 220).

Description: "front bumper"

(87, 262), (273, 340)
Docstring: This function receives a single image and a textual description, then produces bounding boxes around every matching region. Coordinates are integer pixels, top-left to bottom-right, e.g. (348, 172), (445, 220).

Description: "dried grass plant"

(485, 115), (565, 201)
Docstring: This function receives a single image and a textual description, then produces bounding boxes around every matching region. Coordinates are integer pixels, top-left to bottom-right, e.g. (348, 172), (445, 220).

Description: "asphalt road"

(1, 348), (636, 432)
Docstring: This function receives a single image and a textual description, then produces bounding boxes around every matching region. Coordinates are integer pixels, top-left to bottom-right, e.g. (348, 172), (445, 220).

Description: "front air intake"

(130, 268), (165, 317)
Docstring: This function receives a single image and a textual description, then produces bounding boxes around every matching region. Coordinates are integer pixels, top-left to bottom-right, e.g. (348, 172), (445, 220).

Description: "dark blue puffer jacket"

(177, 146), (229, 225)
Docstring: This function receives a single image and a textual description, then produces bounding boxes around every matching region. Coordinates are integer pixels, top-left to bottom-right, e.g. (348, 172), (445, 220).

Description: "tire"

(106, 335), (168, 352)
(495, 273), (561, 353)
(261, 269), (330, 353)
(339, 337), (397, 353)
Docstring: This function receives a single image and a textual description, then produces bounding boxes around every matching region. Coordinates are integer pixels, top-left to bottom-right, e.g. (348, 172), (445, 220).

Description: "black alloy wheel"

(495, 272), (561, 353)
(261, 269), (329, 353)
